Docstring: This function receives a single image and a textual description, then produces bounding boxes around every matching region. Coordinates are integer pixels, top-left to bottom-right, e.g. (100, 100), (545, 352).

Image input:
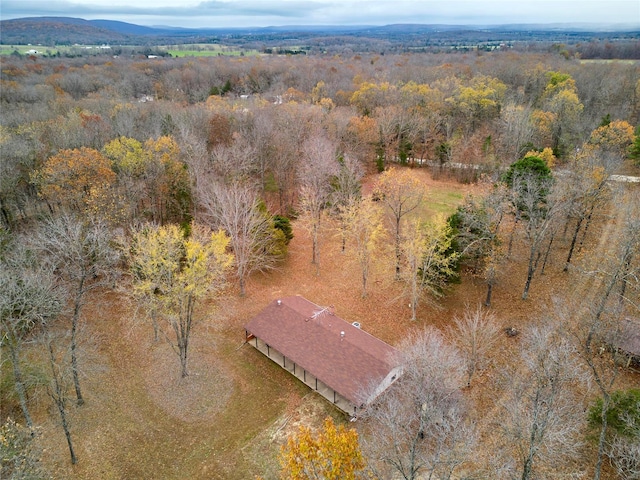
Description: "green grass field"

(423, 185), (465, 217)
(0, 45), (60, 55)
(0, 44), (259, 57)
(163, 43), (259, 57)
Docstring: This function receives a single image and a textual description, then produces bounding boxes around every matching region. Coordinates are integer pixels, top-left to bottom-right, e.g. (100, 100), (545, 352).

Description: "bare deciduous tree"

(330, 154), (364, 253)
(360, 327), (476, 480)
(34, 213), (120, 405)
(43, 330), (77, 464)
(0, 241), (63, 429)
(609, 433), (640, 480)
(511, 171), (565, 299)
(449, 304), (501, 387)
(498, 321), (587, 480)
(569, 190), (640, 480)
(562, 147), (618, 271)
(198, 179), (283, 296)
(298, 133), (339, 273)
(497, 103), (535, 164)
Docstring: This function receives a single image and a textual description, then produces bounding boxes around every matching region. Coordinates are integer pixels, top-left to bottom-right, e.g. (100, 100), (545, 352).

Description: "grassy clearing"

(163, 44), (259, 57)
(423, 186), (465, 216)
(0, 45), (59, 55)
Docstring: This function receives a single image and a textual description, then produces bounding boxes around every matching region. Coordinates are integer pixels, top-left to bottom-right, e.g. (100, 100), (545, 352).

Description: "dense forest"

(1, 44), (639, 479)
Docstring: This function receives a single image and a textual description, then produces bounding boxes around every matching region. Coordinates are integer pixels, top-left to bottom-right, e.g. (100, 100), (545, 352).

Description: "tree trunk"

(180, 348), (189, 378)
(410, 270), (418, 321)
(361, 265), (368, 298)
(578, 205), (595, 254)
(58, 397), (77, 465)
(484, 282), (493, 308)
(47, 341), (77, 465)
(593, 395), (610, 480)
(508, 216), (519, 258)
(564, 217), (583, 271)
(395, 216), (402, 279)
(618, 255), (633, 309)
(9, 341), (33, 430)
(540, 232), (555, 275)
(71, 287), (84, 406)
(151, 310), (159, 342)
(311, 216), (319, 265)
(522, 246), (536, 300)
(239, 276), (246, 297)
(179, 294), (195, 378)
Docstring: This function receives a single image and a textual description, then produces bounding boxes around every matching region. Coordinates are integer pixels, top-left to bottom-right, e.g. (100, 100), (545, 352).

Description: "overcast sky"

(2, 0), (639, 29)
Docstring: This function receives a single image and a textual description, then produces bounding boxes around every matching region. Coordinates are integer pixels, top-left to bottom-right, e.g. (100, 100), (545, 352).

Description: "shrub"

(588, 389), (640, 439)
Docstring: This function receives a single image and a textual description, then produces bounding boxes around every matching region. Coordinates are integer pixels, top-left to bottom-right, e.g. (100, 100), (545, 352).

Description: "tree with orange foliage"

(279, 417), (366, 480)
(34, 147), (116, 213)
(345, 115), (379, 169)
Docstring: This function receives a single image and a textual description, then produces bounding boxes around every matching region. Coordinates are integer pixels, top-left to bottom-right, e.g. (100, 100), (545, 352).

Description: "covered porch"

(246, 333), (358, 415)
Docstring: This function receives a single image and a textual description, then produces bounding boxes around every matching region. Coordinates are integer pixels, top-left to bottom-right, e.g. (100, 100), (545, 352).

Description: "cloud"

(1, 0), (330, 19)
(1, 0), (638, 28)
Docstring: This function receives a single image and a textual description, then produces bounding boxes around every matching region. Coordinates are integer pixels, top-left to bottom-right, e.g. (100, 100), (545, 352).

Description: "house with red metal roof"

(244, 296), (403, 416)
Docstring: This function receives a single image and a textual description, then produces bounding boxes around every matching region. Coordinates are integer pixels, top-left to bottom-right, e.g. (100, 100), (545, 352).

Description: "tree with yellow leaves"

(373, 168), (424, 278)
(349, 81), (396, 116)
(340, 196), (386, 297)
(447, 75), (507, 133)
(540, 72), (584, 155)
(103, 135), (191, 223)
(129, 223), (233, 377)
(587, 119), (634, 156)
(401, 215), (459, 321)
(524, 147), (556, 168)
(279, 417), (366, 480)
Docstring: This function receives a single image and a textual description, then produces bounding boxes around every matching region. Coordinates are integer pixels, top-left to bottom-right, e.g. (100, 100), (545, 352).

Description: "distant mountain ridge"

(1, 16), (638, 47)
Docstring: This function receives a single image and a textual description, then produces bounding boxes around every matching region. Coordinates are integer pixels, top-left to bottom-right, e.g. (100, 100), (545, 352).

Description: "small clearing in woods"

(30, 168), (636, 479)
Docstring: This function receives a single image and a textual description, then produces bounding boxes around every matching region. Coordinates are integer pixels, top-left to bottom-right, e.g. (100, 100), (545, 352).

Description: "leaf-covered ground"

(27, 168), (637, 479)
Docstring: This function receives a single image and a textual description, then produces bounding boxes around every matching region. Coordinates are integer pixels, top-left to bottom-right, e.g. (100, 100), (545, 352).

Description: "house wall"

(363, 365), (403, 405)
(250, 336), (357, 415)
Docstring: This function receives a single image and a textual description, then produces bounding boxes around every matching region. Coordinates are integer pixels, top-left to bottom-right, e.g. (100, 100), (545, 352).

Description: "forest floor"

(24, 167), (639, 479)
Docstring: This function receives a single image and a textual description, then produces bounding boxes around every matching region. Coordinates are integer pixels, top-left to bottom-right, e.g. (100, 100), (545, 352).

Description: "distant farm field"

(0, 43), (259, 57)
(163, 44), (259, 57)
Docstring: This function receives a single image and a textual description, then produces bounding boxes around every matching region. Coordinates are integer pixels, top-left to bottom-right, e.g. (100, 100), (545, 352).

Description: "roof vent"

(352, 322), (361, 329)
(277, 299), (282, 306)
(340, 331), (345, 340)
